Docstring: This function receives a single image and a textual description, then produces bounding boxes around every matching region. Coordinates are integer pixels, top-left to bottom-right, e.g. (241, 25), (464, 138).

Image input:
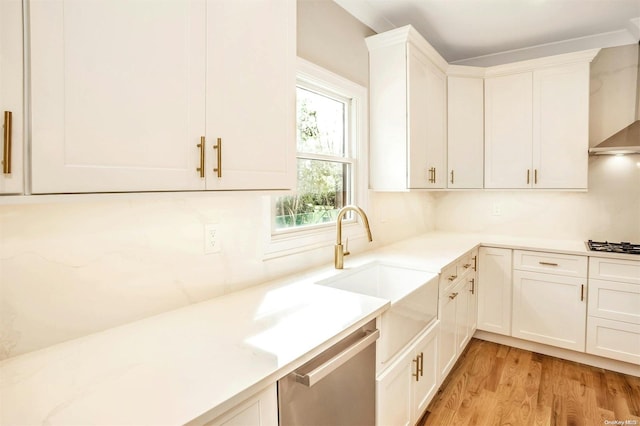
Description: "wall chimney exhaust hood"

(589, 42), (640, 156)
(588, 120), (640, 155)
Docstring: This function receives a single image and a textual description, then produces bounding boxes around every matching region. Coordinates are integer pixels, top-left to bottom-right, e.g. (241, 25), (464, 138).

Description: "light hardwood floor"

(419, 338), (640, 426)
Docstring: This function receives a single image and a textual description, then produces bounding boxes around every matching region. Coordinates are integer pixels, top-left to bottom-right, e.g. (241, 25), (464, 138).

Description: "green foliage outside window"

(275, 91), (348, 229)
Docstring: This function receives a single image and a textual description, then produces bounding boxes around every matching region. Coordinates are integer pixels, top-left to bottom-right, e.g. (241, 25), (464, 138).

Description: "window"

(275, 85), (353, 230)
(264, 59), (368, 258)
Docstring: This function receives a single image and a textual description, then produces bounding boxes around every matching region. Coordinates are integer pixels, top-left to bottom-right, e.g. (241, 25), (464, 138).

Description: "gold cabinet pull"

(470, 278), (475, 294)
(419, 352), (424, 377)
(449, 292), (458, 300)
(526, 169), (530, 184)
(427, 167), (435, 184)
(472, 255), (477, 271)
(3, 111), (12, 174)
(213, 138), (222, 178)
(412, 356), (420, 381)
(447, 274), (458, 281)
(581, 284), (584, 301)
(538, 261), (558, 266)
(463, 263), (471, 269)
(450, 170), (454, 184)
(196, 136), (205, 178)
(534, 169), (538, 184)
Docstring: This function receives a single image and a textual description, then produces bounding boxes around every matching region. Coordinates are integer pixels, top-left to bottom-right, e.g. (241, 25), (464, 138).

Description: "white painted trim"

(474, 330), (640, 377)
(446, 64), (485, 78)
(263, 58), (370, 260)
(454, 31), (626, 68)
(366, 25), (449, 72)
(484, 48), (601, 77)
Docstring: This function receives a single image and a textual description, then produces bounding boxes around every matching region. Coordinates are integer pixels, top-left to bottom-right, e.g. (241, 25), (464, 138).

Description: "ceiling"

(334, 0), (640, 66)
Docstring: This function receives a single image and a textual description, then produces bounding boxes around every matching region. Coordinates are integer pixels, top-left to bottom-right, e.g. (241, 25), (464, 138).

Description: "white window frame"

(263, 58), (369, 260)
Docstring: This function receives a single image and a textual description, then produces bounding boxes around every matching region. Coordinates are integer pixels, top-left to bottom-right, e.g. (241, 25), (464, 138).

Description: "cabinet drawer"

(513, 250), (587, 278)
(439, 262), (459, 292)
(588, 279), (640, 324)
(586, 317), (640, 365)
(589, 257), (640, 284)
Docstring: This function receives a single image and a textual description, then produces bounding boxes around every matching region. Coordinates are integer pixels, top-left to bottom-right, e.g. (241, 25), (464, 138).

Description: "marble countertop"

(1, 231), (637, 425)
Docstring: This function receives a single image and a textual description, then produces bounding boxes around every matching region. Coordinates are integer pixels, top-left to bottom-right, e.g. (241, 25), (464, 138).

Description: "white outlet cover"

(204, 224), (221, 254)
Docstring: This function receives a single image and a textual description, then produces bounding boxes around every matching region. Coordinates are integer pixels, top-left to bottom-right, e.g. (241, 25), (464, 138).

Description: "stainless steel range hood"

(588, 120), (640, 155)
(589, 43), (640, 156)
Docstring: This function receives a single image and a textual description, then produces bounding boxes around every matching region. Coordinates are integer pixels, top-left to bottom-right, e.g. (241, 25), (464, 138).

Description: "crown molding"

(366, 25), (449, 72)
(483, 48), (601, 77)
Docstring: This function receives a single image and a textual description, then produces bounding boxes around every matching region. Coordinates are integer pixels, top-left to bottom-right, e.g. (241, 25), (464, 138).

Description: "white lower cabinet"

(376, 321), (439, 426)
(205, 384), (278, 426)
(586, 257), (640, 364)
(511, 250), (588, 352)
(512, 270), (587, 351)
(477, 247), (512, 335)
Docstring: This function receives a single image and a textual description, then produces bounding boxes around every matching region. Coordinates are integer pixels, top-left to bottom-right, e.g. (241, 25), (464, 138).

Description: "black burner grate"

(587, 240), (640, 255)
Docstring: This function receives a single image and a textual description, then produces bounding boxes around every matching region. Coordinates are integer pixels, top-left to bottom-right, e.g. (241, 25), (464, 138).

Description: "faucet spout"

(335, 205), (373, 269)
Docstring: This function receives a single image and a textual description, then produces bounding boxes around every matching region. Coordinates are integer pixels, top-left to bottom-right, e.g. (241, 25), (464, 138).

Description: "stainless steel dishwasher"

(278, 320), (379, 426)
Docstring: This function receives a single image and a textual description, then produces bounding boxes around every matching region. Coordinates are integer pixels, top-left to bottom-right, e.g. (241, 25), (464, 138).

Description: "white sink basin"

(316, 261), (439, 369)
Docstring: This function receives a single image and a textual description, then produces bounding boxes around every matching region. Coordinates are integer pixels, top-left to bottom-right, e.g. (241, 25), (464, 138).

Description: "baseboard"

(473, 330), (640, 377)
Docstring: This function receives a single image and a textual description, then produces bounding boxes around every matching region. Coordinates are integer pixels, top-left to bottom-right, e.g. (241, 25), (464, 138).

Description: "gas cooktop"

(586, 240), (640, 255)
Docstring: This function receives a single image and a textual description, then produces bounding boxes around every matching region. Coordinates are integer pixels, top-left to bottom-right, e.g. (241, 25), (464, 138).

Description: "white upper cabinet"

(205, 0), (295, 190)
(29, 0), (295, 194)
(532, 62), (590, 189)
(0, 0), (24, 194)
(447, 70), (484, 189)
(484, 72), (533, 189)
(30, 0), (207, 193)
(484, 50), (598, 190)
(367, 26), (447, 191)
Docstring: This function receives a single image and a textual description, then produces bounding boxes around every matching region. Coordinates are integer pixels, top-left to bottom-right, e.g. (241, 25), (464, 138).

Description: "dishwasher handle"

(294, 329), (380, 387)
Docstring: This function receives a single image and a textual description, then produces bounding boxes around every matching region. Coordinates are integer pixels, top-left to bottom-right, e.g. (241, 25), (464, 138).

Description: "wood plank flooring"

(419, 338), (640, 426)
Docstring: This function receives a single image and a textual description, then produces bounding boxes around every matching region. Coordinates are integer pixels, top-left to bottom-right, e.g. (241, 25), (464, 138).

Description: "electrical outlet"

(492, 203), (502, 216)
(204, 224), (221, 254)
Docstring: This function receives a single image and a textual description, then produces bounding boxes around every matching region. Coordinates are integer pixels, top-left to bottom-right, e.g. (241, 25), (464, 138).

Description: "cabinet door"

(512, 271), (586, 351)
(0, 0), (24, 194)
(477, 247), (513, 335)
(206, 384), (278, 426)
(586, 317), (640, 365)
(467, 274), (478, 338)
(438, 288), (457, 382)
(412, 322), (439, 422)
(30, 0), (207, 193)
(376, 349), (413, 426)
(411, 53), (446, 189)
(455, 279), (470, 354)
(532, 63), (589, 189)
(447, 76), (483, 189)
(484, 72), (533, 189)
(205, 0), (295, 190)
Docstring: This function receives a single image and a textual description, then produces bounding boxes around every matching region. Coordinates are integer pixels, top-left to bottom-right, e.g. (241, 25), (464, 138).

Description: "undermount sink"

(316, 261), (439, 369)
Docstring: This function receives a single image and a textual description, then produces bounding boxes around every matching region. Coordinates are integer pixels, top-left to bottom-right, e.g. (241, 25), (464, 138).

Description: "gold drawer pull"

(447, 274), (458, 281)
(3, 111), (12, 174)
(581, 284), (584, 301)
(449, 292), (458, 300)
(413, 356), (420, 381)
(450, 170), (454, 184)
(534, 169), (538, 184)
(213, 138), (222, 178)
(527, 169), (530, 184)
(470, 278), (475, 295)
(463, 263), (472, 269)
(196, 136), (205, 178)
(472, 255), (477, 271)
(538, 261), (558, 266)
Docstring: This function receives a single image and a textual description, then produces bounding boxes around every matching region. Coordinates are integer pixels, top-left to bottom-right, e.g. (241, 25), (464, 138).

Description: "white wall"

(0, 2), (436, 359)
(435, 45), (640, 241)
